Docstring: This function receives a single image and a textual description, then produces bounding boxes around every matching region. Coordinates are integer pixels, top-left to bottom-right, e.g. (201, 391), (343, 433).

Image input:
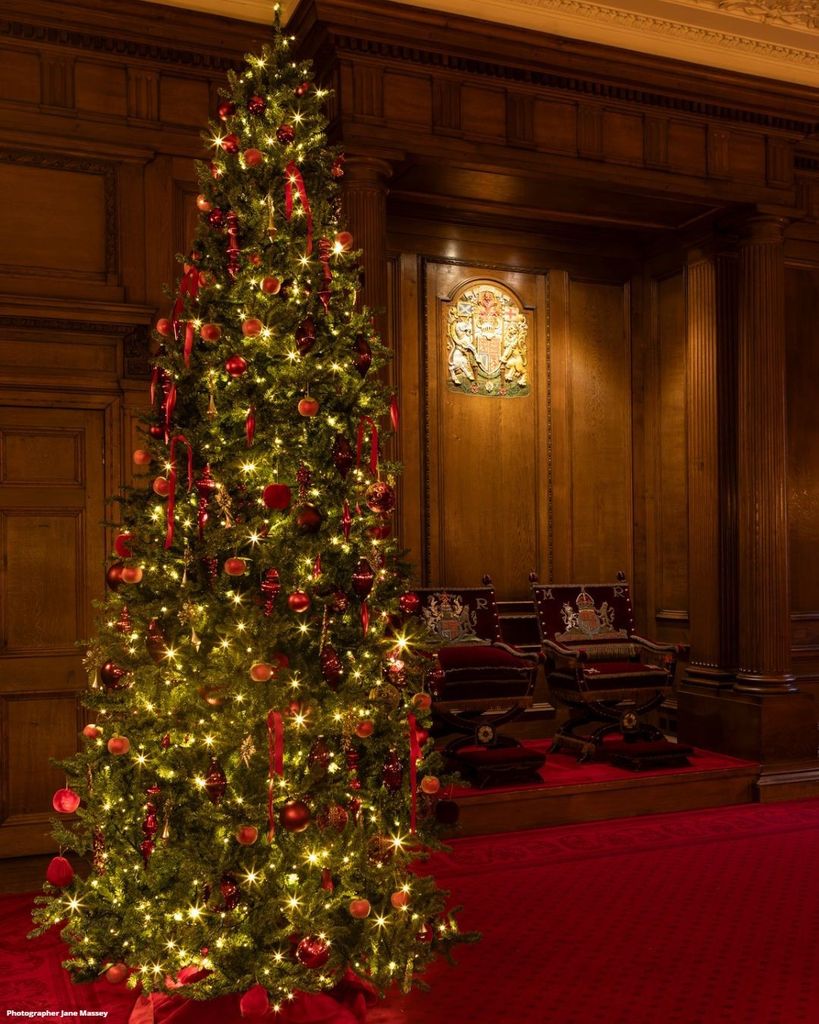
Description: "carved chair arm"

(630, 635), (689, 657)
(542, 638), (586, 661)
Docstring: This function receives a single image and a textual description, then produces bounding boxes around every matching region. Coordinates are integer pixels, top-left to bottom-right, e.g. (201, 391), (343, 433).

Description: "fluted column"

(685, 251), (738, 684)
(341, 155), (393, 342)
(734, 216), (794, 692)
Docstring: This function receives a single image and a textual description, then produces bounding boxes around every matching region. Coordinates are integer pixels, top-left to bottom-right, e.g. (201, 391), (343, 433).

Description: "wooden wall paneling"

(564, 277), (632, 583)
(423, 261), (547, 597)
(786, 265), (819, 689)
(628, 269), (650, 633)
(548, 269), (572, 582)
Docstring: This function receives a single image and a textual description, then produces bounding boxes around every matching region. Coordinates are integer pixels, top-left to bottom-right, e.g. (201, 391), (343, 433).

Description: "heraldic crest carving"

(421, 592), (479, 642)
(445, 282), (530, 397)
(556, 588), (628, 643)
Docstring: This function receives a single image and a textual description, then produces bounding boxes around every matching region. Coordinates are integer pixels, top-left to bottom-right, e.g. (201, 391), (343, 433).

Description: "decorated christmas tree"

(32, 13), (472, 1018)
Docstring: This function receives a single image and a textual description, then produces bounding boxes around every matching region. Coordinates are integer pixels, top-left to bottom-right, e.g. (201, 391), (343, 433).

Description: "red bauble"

(224, 557), (246, 576)
(349, 898), (371, 919)
(148, 424), (164, 440)
(82, 723), (102, 739)
(276, 123), (295, 144)
(295, 316), (316, 356)
(100, 660), (128, 690)
(207, 208), (225, 228)
(294, 81), (311, 97)
(331, 435), (354, 478)
(288, 591), (311, 614)
(220, 133), (240, 153)
(217, 99), (236, 120)
(220, 873), (241, 910)
(296, 936), (329, 969)
(105, 963), (129, 984)
(225, 355), (248, 377)
(152, 477), (170, 497)
(121, 565), (143, 585)
(335, 230), (353, 250)
(261, 276), (281, 294)
(156, 317), (172, 336)
(200, 323), (222, 343)
(421, 775), (441, 794)
(368, 521), (392, 540)
(209, 161), (224, 179)
(263, 483), (291, 510)
(351, 559), (375, 599)
(242, 317), (263, 337)
(280, 799), (311, 833)
(133, 449), (152, 466)
(355, 720), (374, 739)
(247, 94), (266, 115)
(296, 504), (322, 534)
(243, 148), (263, 167)
(328, 590), (349, 614)
(106, 563), (124, 591)
(298, 396), (319, 417)
(205, 758), (227, 804)
(390, 890), (409, 909)
(320, 644), (343, 689)
(114, 532), (133, 558)
(353, 334), (372, 377)
(365, 480), (395, 514)
(46, 855), (74, 887)
(107, 734), (130, 756)
(249, 662), (273, 683)
(399, 591), (421, 615)
(412, 692), (433, 713)
(52, 788), (81, 814)
(195, 194), (212, 212)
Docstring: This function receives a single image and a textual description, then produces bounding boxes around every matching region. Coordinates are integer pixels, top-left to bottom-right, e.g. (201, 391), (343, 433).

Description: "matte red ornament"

(247, 94), (266, 115)
(353, 334), (372, 377)
(152, 476), (170, 497)
(261, 568), (281, 616)
(331, 435), (354, 478)
(263, 483), (291, 510)
(200, 323), (222, 343)
(133, 449), (152, 466)
(348, 898), (370, 919)
(295, 316), (316, 355)
(224, 557), (246, 576)
(280, 799), (311, 833)
(207, 208), (225, 228)
(52, 788), (81, 814)
(276, 123), (295, 144)
(298, 395), (319, 417)
(320, 644), (343, 689)
(83, 723), (103, 739)
(351, 559), (375, 599)
(121, 565), (142, 584)
(243, 148), (263, 168)
(156, 318), (172, 336)
(240, 985), (269, 1018)
(242, 317), (263, 337)
(225, 354), (248, 378)
(261, 276), (281, 294)
(236, 825), (259, 845)
(288, 590), (311, 614)
(100, 660), (128, 690)
(220, 132), (240, 153)
(46, 855), (74, 887)
(296, 504), (322, 534)
(220, 873), (241, 910)
(106, 563), (124, 591)
(217, 99), (236, 120)
(382, 749), (404, 791)
(296, 936), (329, 969)
(294, 81), (311, 97)
(107, 734), (130, 756)
(205, 757), (227, 804)
(399, 591), (421, 616)
(114, 532), (133, 558)
(365, 480), (395, 514)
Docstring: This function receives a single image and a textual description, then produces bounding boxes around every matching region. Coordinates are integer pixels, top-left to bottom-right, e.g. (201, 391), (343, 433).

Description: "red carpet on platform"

(4, 799), (819, 1024)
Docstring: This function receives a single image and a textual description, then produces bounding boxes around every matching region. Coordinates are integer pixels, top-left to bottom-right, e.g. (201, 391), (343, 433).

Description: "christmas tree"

(33, 12), (472, 1017)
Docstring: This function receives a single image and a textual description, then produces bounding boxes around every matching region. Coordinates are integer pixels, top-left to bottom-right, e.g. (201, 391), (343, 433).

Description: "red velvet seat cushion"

(435, 643), (536, 702)
(437, 644), (532, 670)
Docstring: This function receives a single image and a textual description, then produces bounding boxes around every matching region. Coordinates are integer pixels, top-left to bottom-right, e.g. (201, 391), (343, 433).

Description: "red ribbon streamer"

(150, 365), (160, 408)
(183, 322), (194, 368)
(266, 710), (284, 841)
(164, 435), (193, 550)
(356, 417), (378, 479)
(390, 394), (400, 432)
(163, 382), (177, 442)
(408, 713), (421, 835)
(283, 162), (313, 255)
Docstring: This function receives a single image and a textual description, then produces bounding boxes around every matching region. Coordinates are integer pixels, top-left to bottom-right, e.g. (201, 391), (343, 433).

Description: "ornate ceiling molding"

(677, 2), (819, 32)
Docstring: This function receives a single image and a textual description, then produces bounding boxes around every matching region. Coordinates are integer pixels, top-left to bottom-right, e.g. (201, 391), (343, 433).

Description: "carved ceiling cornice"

(677, 1), (819, 32)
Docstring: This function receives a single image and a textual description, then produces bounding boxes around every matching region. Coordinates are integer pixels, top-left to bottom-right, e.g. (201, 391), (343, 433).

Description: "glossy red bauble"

(295, 936), (329, 969)
(195, 194), (212, 212)
(249, 662), (273, 682)
(52, 787), (81, 814)
(288, 591), (311, 614)
(348, 898), (371, 919)
(399, 591), (422, 616)
(225, 355), (248, 378)
(294, 81), (311, 97)
(217, 100), (236, 120)
(153, 478), (171, 499)
(200, 323), (222, 343)
(298, 396), (319, 417)
(224, 557), (246, 576)
(82, 723), (103, 739)
(276, 123), (295, 144)
(355, 720), (374, 739)
(412, 692), (432, 713)
(243, 148), (263, 167)
(261, 276), (281, 294)
(242, 318), (263, 337)
(220, 133), (240, 153)
(280, 799), (311, 833)
(365, 480), (395, 515)
(100, 660), (128, 690)
(114, 532), (133, 558)
(262, 483), (291, 510)
(105, 963), (129, 984)
(133, 449), (152, 466)
(46, 855), (74, 887)
(121, 565), (143, 585)
(106, 563), (124, 591)
(208, 208), (225, 228)
(236, 825), (258, 845)
(390, 890), (409, 909)
(296, 504), (323, 534)
(148, 424), (164, 440)
(107, 734), (130, 756)
(247, 93), (266, 115)
(156, 318), (172, 336)
(421, 775), (441, 794)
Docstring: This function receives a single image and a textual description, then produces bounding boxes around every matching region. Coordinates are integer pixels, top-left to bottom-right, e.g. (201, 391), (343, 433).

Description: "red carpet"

(4, 799), (819, 1023)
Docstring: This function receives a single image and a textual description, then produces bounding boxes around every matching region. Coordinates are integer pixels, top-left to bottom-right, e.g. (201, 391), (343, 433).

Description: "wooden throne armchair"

(411, 578), (545, 787)
(531, 573), (691, 768)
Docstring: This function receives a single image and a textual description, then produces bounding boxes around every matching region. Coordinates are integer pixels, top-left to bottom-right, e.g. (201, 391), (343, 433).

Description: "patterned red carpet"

(4, 799), (819, 1024)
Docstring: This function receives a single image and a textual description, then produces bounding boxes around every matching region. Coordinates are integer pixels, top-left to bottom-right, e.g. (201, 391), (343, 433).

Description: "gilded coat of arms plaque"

(445, 282), (530, 397)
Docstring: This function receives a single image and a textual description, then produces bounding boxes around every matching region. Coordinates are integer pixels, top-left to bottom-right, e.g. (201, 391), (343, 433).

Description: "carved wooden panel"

(532, 99), (576, 154)
(655, 272), (689, 620)
(423, 262), (548, 598)
(0, 49), (40, 104)
(159, 74), (210, 127)
(603, 110), (644, 165)
(460, 85), (505, 140)
(383, 72), (431, 126)
(565, 279), (632, 581)
(668, 122), (707, 177)
(75, 59), (128, 118)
